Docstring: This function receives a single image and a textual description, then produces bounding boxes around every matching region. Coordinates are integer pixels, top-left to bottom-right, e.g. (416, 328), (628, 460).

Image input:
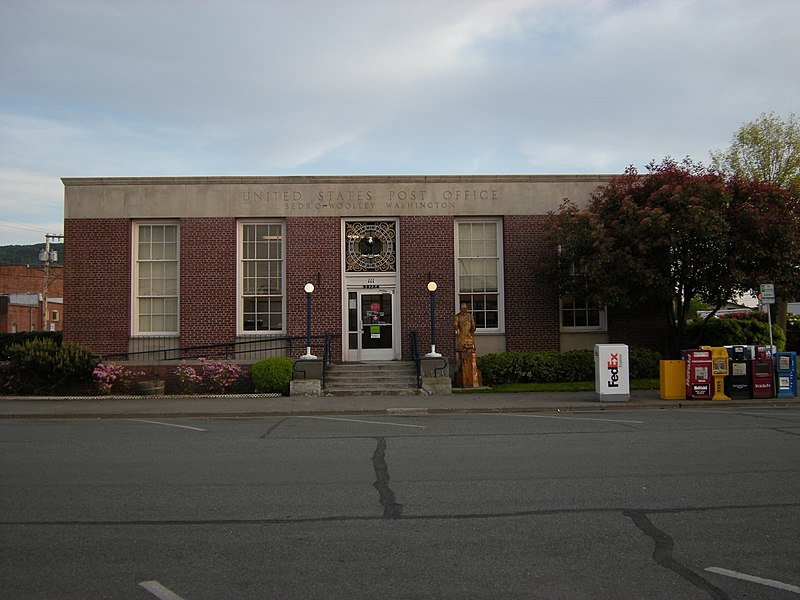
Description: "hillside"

(0, 243), (65, 267)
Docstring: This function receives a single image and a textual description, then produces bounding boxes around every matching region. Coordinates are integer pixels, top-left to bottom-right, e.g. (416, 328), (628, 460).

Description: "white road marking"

(139, 580), (187, 600)
(298, 416), (426, 428)
(496, 413), (644, 424)
(705, 567), (800, 594)
(129, 419), (207, 432)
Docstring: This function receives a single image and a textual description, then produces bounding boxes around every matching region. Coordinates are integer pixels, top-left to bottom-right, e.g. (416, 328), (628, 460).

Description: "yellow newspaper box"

(711, 347), (730, 401)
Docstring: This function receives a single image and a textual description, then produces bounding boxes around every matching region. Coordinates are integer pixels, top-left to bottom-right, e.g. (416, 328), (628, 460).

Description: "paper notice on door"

(370, 325), (380, 338)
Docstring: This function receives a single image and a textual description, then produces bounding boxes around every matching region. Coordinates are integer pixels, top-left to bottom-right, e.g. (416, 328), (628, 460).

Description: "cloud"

(1, 0), (799, 242)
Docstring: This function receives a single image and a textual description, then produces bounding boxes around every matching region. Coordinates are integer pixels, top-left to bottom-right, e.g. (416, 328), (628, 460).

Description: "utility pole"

(40, 233), (63, 332)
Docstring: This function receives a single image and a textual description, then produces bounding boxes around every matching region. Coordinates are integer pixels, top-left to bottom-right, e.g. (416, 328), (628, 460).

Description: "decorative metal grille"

(344, 221), (396, 272)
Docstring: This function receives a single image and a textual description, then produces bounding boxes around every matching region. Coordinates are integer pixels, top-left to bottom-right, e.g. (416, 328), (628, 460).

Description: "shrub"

(175, 361), (203, 394)
(558, 350), (596, 382)
(0, 332), (62, 360)
(92, 363), (145, 394)
(684, 316), (785, 350)
(477, 347), (662, 386)
(174, 359), (244, 394)
(5, 338), (97, 394)
(250, 357), (294, 395)
(198, 359), (243, 393)
(629, 348), (662, 379)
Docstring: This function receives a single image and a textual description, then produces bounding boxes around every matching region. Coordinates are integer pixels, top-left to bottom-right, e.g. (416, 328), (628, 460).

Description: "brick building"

(62, 175), (668, 362)
(0, 264), (64, 333)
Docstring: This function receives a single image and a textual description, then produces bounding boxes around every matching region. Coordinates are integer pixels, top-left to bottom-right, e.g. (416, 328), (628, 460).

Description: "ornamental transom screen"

(134, 223), (179, 334)
(457, 220), (501, 330)
(345, 221), (397, 272)
(240, 223), (285, 332)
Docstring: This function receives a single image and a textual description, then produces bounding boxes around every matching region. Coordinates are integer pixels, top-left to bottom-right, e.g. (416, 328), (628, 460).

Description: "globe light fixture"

(425, 281), (441, 357)
(302, 283), (317, 359)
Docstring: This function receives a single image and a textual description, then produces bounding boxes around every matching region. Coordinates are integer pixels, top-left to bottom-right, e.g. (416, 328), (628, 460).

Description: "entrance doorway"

(347, 290), (395, 360)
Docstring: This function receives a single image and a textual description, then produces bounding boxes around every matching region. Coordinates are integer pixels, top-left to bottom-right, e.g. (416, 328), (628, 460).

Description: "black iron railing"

(292, 336), (332, 388)
(409, 331), (422, 388)
(101, 333), (339, 364)
(410, 330), (448, 388)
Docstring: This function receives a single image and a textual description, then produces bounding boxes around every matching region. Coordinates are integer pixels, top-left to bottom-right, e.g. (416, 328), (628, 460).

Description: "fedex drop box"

(595, 344), (630, 401)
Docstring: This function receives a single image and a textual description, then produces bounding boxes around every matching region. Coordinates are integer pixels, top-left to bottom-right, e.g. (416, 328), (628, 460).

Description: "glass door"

(347, 290), (395, 360)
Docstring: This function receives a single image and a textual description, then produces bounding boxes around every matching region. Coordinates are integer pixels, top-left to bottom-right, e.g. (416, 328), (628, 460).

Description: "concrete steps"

(325, 361), (420, 395)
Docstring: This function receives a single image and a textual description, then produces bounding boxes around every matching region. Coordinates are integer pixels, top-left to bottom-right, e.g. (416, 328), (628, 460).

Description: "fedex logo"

(607, 353), (620, 388)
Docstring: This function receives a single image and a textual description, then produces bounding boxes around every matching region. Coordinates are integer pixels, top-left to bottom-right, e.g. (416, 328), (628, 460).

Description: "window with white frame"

(456, 219), (502, 330)
(239, 222), (285, 333)
(560, 295), (606, 330)
(134, 223), (179, 334)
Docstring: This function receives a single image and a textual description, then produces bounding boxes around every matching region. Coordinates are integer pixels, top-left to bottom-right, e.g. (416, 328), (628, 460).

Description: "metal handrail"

(409, 330), (422, 388)
(101, 333), (339, 363)
(292, 336), (331, 388)
(410, 330), (448, 385)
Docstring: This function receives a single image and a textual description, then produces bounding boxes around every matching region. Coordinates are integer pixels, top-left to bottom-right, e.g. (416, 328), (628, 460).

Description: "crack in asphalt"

(624, 510), (730, 600)
(7, 502), (797, 527)
(259, 417), (291, 438)
(371, 437), (402, 519)
(771, 426), (800, 437)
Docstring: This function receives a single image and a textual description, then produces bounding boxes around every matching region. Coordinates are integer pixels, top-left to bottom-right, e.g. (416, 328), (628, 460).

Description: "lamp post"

(302, 283), (317, 359)
(425, 281), (441, 357)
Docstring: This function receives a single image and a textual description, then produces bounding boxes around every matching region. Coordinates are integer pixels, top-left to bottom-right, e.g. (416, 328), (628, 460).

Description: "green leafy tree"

(544, 157), (799, 357)
(711, 112), (800, 189)
(711, 112), (800, 330)
(728, 177), (800, 305)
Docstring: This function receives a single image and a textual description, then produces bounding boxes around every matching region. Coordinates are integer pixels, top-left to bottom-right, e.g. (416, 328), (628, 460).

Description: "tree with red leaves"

(545, 157), (800, 357)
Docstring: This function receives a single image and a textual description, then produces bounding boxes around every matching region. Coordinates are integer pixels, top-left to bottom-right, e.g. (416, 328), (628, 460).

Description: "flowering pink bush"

(175, 358), (243, 394)
(92, 363), (145, 394)
(175, 362), (202, 394)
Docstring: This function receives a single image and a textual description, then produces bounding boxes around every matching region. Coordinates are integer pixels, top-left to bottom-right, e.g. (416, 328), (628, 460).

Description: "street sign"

(760, 283), (775, 304)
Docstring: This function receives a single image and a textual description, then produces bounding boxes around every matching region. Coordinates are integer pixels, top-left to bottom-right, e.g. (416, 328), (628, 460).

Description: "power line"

(0, 220), (59, 235)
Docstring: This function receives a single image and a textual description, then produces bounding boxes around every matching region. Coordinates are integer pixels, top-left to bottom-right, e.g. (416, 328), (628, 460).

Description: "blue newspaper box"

(775, 352), (797, 398)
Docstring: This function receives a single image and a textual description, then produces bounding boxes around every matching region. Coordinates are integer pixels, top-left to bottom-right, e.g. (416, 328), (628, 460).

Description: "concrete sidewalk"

(1, 389), (798, 420)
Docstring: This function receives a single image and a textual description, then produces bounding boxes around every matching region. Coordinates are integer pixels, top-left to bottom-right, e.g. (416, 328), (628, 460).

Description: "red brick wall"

(503, 215), (561, 351)
(607, 301), (670, 355)
(285, 217), (343, 359)
(63, 219), (131, 355)
(399, 216), (456, 360)
(179, 218), (237, 347)
(0, 265), (63, 297)
(63, 213), (667, 363)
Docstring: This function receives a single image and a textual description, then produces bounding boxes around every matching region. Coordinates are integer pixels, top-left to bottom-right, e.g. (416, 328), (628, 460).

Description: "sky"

(1, 0), (798, 245)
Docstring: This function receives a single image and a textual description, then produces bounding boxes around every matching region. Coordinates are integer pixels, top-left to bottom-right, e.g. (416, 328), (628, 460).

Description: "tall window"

(456, 220), (502, 330)
(560, 295), (606, 330)
(240, 222), (284, 333)
(134, 223), (179, 334)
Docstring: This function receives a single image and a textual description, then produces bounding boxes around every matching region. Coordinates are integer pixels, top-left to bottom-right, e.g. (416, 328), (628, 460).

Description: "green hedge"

(476, 348), (662, 386)
(250, 357), (294, 395)
(683, 316), (785, 350)
(3, 338), (97, 394)
(0, 332), (62, 360)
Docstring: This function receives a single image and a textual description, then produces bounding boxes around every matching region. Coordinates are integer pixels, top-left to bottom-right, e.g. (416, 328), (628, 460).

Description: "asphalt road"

(1, 408), (799, 599)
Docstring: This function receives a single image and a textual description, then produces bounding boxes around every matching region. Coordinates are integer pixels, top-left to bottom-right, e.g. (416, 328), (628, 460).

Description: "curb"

(1, 398), (797, 420)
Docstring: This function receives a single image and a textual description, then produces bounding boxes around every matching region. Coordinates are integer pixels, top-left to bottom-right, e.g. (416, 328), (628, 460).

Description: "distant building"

(0, 264), (64, 333)
(62, 175), (669, 361)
